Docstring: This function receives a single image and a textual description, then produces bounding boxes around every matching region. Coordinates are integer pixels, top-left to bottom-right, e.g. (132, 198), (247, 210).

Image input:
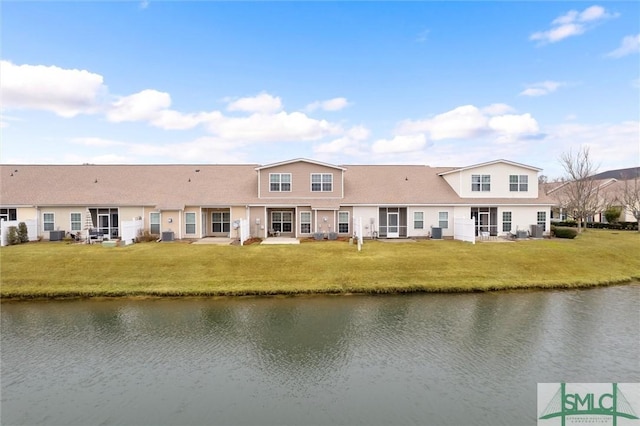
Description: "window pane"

(439, 212), (448, 229)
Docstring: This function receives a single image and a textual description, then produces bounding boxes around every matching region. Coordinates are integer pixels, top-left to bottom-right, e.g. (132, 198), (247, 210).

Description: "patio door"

(211, 212), (230, 236)
(387, 212), (399, 238)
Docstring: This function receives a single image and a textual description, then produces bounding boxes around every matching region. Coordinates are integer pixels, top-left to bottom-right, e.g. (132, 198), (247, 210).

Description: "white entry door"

(387, 212), (399, 238)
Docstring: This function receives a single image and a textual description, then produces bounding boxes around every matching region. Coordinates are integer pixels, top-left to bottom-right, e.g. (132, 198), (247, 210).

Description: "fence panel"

(121, 219), (144, 245)
(454, 217), (475, 244)
(1, 220), (38, 246)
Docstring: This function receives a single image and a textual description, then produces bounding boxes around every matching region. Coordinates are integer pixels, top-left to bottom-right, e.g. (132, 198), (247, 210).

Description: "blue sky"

(1, 1), (638, 178)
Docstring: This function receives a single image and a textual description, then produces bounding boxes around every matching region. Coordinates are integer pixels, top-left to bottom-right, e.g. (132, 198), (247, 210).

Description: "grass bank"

(1, 230), (639, 299)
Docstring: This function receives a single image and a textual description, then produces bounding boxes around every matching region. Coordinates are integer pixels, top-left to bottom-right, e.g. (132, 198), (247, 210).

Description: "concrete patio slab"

(192, 237), (233, 245)
(260, 237), (300, 245)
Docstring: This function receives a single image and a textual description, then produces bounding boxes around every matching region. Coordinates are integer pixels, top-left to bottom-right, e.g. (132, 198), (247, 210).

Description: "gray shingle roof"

(1, 162), (555, 207)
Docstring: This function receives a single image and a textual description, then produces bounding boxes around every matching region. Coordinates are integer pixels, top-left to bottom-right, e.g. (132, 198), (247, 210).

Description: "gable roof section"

(255, 158), (346, 171)
(1, 159), (554, 208)
(437, 159), (541, 176)
(591, 167), (640, 181)
(0, 164), (260, 207)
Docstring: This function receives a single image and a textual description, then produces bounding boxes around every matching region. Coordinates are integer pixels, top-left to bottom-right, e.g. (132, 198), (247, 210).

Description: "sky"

(1, 1), (639, 178)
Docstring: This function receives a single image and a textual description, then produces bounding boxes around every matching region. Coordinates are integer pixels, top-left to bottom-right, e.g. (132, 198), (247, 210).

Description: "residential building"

(0, 158), (555, 241)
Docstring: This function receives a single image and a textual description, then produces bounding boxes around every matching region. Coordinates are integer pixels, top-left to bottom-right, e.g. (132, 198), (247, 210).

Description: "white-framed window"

(300, 212), (311, 234)
(43, 213), (55, 231)
(0, 208), (17, 221)
(537, 211), (546, 231)
(270, 173), (291, 192)
(70, 212), (82, 231)
(311, 173), (332, 192)
(472, 174), (491, 192)
(502, 212), (512, 232)
(509, 175), (528, 192)
(438, 212), (449, 229)
(150, 212), (160, 234)
(414, 212), (424, 229)
(185, 212), (196, 234)
(212, 212), (231, 233)
(338, 211), (349, 233)
(272, 211), (292, 233)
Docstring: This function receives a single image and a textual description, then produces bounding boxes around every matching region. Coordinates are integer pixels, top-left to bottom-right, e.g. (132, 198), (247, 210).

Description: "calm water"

(2, 285), (639, 426)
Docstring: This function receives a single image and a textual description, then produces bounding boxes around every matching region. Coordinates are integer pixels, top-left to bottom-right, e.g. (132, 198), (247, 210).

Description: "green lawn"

(1, 230), (639, 299)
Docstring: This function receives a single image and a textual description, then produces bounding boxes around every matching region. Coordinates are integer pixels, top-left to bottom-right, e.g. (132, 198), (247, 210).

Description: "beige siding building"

(0, 158), (555, 241)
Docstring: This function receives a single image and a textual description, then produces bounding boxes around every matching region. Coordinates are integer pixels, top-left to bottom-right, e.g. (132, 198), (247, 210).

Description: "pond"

(2, 284), (639, 425)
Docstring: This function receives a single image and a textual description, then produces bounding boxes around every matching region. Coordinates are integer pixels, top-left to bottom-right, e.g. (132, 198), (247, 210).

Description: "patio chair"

(89, 229), (104, 244)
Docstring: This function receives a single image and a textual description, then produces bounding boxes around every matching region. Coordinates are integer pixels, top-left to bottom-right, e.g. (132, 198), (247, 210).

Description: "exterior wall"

(37, 206), (87, 239)
(17, 207), (37, 221)
(258, 162), (343, 199)
(352, 206), (379, 238)
(230, 206), (246, 240)
(248, 206), (267, 239)
(314, 209), (336, 235)
(451, 205), (551, 236)
(161, 210), (181, 238)
(442, 163), (539, 199)
(415, 207), (455, 238)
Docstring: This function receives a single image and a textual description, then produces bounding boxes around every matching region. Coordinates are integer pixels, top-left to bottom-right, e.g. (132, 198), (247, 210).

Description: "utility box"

(530, 225), (544, 238)
(49, 230), (65, 241)
(431, 227), (442, 240)
(516, 230), (528, 239)
(162, 231), (174, 242)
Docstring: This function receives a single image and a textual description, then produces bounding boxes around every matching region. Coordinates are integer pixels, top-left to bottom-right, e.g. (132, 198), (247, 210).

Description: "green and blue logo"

(538, 383), (639, 426)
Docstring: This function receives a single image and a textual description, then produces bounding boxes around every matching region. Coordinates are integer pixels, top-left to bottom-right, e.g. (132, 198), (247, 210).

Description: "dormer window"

(311, 173), (332, 192)
(270, 173), (291, 192)
(509, 175), (528, 192)
(472, 174), (491, 192)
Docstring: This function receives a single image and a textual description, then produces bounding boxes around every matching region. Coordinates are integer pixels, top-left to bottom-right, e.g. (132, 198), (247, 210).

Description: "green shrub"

(553, 227), (578, 239)
(17, 222), (29, 243)
(136, 230), (158, 243)
(604, 207), (622, 224)
(6, 226), (20, 245)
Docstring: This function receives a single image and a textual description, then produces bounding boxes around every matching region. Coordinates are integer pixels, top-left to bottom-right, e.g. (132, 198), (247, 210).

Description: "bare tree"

(553, 147), (601, 233)
(618, 173), (640, 231)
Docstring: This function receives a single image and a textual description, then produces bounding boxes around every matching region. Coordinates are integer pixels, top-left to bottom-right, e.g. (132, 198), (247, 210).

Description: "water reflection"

(2, 284), (639, 426)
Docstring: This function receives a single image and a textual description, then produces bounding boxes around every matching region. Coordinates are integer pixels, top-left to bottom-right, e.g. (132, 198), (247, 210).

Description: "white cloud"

(306, 97), (350, 112)
(372, 134), (426, 154)
(606, 34), (640, 58)
(488, 113), (540, 142)
(519, 81), (565, 97)
(107, 89), (171, 122)
(107, 89), (220, 130)
(541, 120), (640, 177)
(227, 93), (282, 114)
(314, 125), (370, 155)
(207, 111), (342, 142)
(394, 104), (541, 146)
(530, 5), (618, 44)
(397, 105), (489, 140)
(481, 103), (515, 115)
(0, 60), (106, 117)
(71, 137), (126, 147)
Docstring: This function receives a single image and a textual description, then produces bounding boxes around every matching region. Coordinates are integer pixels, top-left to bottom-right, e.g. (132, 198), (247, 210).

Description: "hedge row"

(551, 226), (578, 239)
(553, 221), (638, 231)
